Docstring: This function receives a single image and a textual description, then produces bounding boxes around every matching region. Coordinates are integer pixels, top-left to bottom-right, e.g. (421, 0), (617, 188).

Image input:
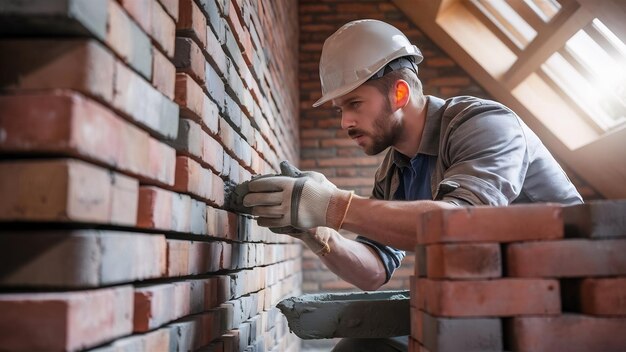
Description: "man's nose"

(341, 112), (356, 130)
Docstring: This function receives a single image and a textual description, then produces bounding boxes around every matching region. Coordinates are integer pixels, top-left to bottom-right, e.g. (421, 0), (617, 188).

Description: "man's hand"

(242, 170), (353, 231)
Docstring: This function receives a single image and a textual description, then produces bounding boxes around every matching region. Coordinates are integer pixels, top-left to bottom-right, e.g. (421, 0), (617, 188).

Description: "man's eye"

(350, 101), (362, 109)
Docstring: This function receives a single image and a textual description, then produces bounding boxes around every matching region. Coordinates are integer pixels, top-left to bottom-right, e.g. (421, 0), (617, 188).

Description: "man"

(240, 19), (583, 351)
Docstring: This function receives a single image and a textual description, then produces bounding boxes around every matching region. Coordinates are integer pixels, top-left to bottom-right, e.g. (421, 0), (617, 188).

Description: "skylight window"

(543, 19), (626, 130)
(472, 0), (537, 48)
(523, 0), (561, 22)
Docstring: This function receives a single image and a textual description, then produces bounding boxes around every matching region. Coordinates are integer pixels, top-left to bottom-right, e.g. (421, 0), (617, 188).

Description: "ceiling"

(392, 0), (626, 198)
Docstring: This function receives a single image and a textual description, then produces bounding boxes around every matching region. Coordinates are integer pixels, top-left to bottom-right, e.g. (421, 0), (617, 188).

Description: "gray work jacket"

(371, 95), (583, 205)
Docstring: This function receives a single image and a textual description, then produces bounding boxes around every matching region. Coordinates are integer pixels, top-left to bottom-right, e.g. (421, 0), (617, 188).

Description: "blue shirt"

(395, 153), (437, 201)
(356, 152), (437, 283)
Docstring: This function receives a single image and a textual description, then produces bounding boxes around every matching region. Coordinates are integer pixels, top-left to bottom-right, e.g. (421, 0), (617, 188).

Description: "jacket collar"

(391, 95), (445, 166)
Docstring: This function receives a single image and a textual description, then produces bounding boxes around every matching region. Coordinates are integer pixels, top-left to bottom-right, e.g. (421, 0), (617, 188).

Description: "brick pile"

(0, 0), (301, 351)
(409, 200), (626, 352)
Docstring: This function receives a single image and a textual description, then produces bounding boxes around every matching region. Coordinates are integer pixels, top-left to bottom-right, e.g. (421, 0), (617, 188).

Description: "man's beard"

(348, 105), (401, 155)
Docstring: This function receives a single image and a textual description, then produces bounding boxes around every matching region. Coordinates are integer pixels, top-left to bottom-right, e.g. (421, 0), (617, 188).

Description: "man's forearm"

(314, 228), (387, 291)
(341, 196), (456, 251)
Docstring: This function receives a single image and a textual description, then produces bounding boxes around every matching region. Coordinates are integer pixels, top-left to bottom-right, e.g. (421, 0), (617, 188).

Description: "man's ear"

(393, 80), (410, 109)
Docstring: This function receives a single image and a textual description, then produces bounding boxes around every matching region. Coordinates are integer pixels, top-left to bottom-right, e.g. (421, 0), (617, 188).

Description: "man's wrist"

(325, 189), (354, 230)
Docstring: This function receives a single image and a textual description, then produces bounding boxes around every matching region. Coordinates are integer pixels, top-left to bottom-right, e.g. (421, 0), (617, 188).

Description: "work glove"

(242, 166), (354, 231)
(290, 227), (334, 256)
(224, 160), (303, 216)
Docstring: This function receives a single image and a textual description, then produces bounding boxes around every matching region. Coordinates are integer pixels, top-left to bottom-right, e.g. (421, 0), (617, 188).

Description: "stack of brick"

(409, 200), (626, 352)
(0, 0), (301, 351)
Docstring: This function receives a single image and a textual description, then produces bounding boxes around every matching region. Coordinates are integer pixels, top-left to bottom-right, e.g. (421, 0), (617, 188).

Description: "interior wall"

(0, 0), (302, 351)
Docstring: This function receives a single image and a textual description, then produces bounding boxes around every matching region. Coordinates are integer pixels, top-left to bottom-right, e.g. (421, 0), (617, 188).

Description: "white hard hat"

(313, 19), (423, 107)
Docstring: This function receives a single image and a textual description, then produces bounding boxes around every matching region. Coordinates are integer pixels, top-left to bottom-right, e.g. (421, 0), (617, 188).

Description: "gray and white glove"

(242, 169), (353, 231)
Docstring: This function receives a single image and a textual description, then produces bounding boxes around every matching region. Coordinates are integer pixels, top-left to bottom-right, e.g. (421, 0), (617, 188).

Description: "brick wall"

(0, 0), (301, 351)
(298, 0), (604, 298)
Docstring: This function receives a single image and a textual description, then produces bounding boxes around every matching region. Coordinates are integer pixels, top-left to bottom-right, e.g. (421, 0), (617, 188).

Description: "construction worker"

(241, 19), (583, 351)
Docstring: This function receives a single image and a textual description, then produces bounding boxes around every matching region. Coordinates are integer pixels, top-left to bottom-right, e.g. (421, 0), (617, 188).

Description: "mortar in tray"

(277, 290), (410, 339)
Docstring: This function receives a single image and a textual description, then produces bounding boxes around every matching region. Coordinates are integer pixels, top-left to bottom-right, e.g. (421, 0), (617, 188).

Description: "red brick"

(0, 91), (177, 186)
(174, 156), (220, 204)
(580, 278), (626, 315)
(0, 159), (138, 225)
(212, 171), (225, 207)
(106, 0), (152, 79)
(0, 39), (114, 102)
(159, 0), (179, 21)
(99, 327), (170, 350)
(203, 132), (225, 174)
(174, 37), (206, 84)
(178, 0), (208, 49)
(175, 72), (219, 134)
(563, 200), (626, 238)
(419, 204), (564, 244)
(134, 283), (177, 332)
(416, 278), (560, 317)
(189, 241), (213, 274)
(168, 311), (219, 351)
(173, 281), (192, 317)
(167, 239), (190, 277)
(509, 314), (626, 352)
(113, 61), (179, 140)
(145, 328), (171, 351)
(119, 0), (152, 33)
(206, 207), (238, 240)
(0, 286), (133, 351)
(151, 0), (176, 57)
(317, 156), (380, 167)
(110, 172), (140, 225)
(220, 242), (233, 270)
(205, 24), (228, 77)
(204, 277), (219, 309)
(410, 306), (422, 341)
(216, 275), (232, 304)
(152, 45), (176, 99)
(507, 239), (626, 277)
(0, 230), (166, 288)
(137, 186), (169, 229)
(148, 136), (177, 186)
(425, 243), (501, 279)
(226, 0), (249, 53)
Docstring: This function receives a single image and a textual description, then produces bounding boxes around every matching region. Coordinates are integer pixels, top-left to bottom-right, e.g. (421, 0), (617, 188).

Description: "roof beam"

(502, 2), (593, 89)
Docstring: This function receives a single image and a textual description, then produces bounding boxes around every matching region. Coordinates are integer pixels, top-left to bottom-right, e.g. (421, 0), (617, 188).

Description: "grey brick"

(564, 200), (626, 238)
(421, 311), (502, 352)
(0, 230), (166, 288)
(0, 0), (108, 40)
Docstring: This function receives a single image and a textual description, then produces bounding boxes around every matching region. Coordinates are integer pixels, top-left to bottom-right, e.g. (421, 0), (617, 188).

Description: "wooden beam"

(502, 2), (593, 89)
(465, 0), (521, 55)
(505, 0), (545, 31)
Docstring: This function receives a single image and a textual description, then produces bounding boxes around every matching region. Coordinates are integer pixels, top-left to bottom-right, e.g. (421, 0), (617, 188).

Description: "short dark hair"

(363, 67), (424, 110)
